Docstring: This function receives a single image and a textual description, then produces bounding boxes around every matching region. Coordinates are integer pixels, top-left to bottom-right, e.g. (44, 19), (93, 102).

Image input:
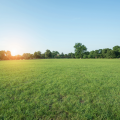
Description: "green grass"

(0, 59), (120, 120)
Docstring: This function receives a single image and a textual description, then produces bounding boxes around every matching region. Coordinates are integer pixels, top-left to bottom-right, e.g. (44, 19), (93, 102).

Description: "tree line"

(0, 43), (120, 60)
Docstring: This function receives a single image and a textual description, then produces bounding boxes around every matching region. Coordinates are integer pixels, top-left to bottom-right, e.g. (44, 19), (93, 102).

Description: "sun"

(11, 49), (17, 56)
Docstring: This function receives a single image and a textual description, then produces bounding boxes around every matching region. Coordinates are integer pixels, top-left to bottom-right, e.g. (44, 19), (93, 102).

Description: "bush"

(83, 55), (88, 59)
(88, 55), (93, 58)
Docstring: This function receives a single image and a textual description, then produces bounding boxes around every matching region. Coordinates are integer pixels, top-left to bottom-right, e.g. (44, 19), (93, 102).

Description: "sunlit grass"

(0, 59), (120, 119)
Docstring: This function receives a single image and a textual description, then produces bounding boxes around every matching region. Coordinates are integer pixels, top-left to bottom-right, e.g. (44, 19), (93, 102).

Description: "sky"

(0, 0), (120, 55)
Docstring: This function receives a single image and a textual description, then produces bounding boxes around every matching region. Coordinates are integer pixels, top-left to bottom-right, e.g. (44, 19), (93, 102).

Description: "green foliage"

(94, 50), (99, 58)
(0, 59), (120, 119)
(34, 51), (41, 58)
(83, 54), (88, 59)
(23, 53), (32, 59)
(60, 52), (64, 58)
(41, 53), (45, 59)
(0, 44), (120, 60)
(102, 48), (111, 58)
(89, 51), (95, 58)
(106, 50), (116, 58)
(52, 51), (59, 58)
(113, 46), (120, 58)
(45, 49), (51, 58)
(67, 53), (75, 58)
(74, 43), (87, 58)
(84, 51), (90, 55)
(37, 51), (41, 58)
(64, 54), (68, 58)
(34, 52), (37, 58)
(113, 45), (120, 52)
(88, 54), (93, 58)
(98, 49), (102, 54)
(71, 53), (75, 58)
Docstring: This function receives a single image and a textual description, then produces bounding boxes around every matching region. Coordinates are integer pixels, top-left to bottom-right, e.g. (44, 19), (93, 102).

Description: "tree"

(83, 55), (88, 59)
(88, 54), (93, 58)
(68, 53), (72, 58)
(22, 53), (31, 59)
(6, 51), (11, 59)
(34, 52), (37, 58)
(98, 49), (102, 54)
(30, 54), (34, 59)
(41, 53), (45, 59)
(83, 52), (89, 58)
(83, 51), (90, 55)
(94, 50), (99, 58)
(37, 51), (41, 58)
(106, 50), (116, 58)
(102, 48), (111, 58)
(113, 46), (120, 58)
(60, 52), (64, 58)
(0, 50), (6, 60)
(89, 51), (95, 58)
(67, 53), (75, 58)
(45, 49), (51, 58)
(98, 49), (103, 58)
(113, 45), (120, 52)
(74, 43), (87, 58)
(71, 53), (75, 58)
(16, 55), (22, 60)
(52, 51), (59, 58)
(64, 54), (68, 58)
(34, 51), (41, 58)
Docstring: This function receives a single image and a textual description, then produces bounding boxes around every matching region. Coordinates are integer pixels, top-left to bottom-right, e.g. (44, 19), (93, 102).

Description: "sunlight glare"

(11, 49), (17, 56)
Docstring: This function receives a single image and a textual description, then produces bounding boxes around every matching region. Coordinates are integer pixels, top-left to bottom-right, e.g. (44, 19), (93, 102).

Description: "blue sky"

(0, 0), (120, 55)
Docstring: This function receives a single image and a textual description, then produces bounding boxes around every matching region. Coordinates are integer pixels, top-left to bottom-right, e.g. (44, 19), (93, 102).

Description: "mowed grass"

(0, 59), (120, 120)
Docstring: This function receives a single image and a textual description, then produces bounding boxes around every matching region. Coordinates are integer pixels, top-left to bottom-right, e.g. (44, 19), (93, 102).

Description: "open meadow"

(0, 59), (120, 120)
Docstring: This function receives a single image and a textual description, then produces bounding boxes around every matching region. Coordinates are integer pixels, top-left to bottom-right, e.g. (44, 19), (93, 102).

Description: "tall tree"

(45, 49), (51, 58)
(113, 45), (120, 52)
(37, 51), (41, 58)
(113, 45), (120, 58)
(74, 43), (87, 58)
(34, 52), (37, 58)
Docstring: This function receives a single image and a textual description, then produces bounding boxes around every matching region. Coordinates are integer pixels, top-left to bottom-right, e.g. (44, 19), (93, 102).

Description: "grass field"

(0, 59), (120, 120)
